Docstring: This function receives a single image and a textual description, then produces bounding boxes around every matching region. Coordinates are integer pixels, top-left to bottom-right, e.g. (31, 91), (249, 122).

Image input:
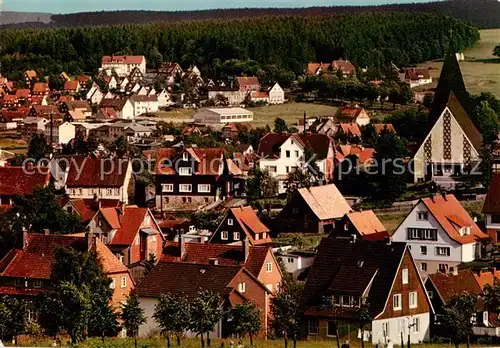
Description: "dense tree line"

(0, 13), (479, 82)
(2, 0), (496, 29)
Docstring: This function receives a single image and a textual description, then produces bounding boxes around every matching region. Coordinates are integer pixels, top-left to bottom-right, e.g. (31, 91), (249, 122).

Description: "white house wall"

(372, 312), (430, 345)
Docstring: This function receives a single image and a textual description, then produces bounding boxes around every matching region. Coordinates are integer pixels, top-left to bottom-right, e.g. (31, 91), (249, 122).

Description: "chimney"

(43, 228), (50, 235)
(452, 267), (458, 276)
(242, 237), (250, 262)
(85, 229), (96, 251)
(179, 234), (186, 258)
(21, 229), (28, 249)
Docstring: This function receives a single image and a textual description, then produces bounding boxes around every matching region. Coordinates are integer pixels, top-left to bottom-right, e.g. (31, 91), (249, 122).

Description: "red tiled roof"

(76, 75), (91, 84)
(1, 108), (30, 121)
(346, 210), (388, 241)
(96, 239), (128, 274)
(67, 198), (120, 223)
(0, 167), (50, 196)
(474, 269), (500, 290)
(339, 123), (361, 137)
(428, 269), (482, 304)
(237, 76), (260, 88)
(0, 286), (45, 297)
(161, 242), (270, 278)
(373, 123), (396, 135)
(98, 108), (118, 119)
(2, 95), (18, 103)
(25, 70), (37, 79)
(64, 80), (79, 91)
(332, 60), (355, 75)
(130, 95), (158, 102)
(98, 206), (156, 246)
(15, 89), (31, 98)
(99, 98), (129, 111)
(135, 262), (243, 299)
(102, 56), (145, 65)
(32, 83), (49, 94)
(306, 62), (331, 75)
(339, 107), (364, 119)
(66, 157), (129, 188)
(230, 206), (271, 244)
(422, 194), (489, 244)
(251, 91), (269, 99)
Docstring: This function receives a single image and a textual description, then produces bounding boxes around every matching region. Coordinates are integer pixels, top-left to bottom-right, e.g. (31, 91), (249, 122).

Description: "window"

(15, 279), (24, 287)
(436, 247), (451, 256)
(308, 320), (319, 335)
(162, 184), (174, 192)
(233, 232), (240, 240)
(34, 279), (42, 288)
(179, 167), (192, 176)
(106, 188), (113, 195)
(266, 262), (272, 273)
(179, 184), (192, 192)
(98, 220), (104, 227)
(287, 257), (295, 263)
(417, 211), (429, 220)
(238, 282), (246, 293)
(121, 277), (127, 288)
(295, 150), (299, 157)
(393, 294), (402, 310)
(412, 317), (420, 333)
(263, 232), (267, 239)
(198, 184), (210, 193)
(286, 150), (290, 158)
(439, 264), (448, 273)
(407, 228), (438, 240)
(402, 268), (409, 285)
(255, 234), (260, 240)
(409, 291), (418, 309)
(382, 322), (390, 337)
(421, 263), (428, 272)
(420, 246), (427, 255)
(114, 188), (120, 195)
(228, 218), (234, 226)
(427, 291), (433, 299)
(292, 208), (299, 214)
(483, 311), (489, 324)
(285, 166), (290, 173)
(221, 231), (228, 240)
(110, 278), (116, 289)
(182, 152), (188, 161)
(327, 321), (337, 337)
(187, 197), (192, 203)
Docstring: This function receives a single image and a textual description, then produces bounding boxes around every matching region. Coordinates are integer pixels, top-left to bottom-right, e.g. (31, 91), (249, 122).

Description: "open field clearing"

(155, 103), (338, 128)
(417, 29), (500, 98)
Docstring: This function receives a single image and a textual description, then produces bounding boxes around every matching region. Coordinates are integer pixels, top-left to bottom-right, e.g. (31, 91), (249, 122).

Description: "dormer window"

(460, 226), (471, 236)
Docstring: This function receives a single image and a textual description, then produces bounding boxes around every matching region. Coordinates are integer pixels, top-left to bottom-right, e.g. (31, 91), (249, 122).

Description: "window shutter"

(407, 228), (412, 240)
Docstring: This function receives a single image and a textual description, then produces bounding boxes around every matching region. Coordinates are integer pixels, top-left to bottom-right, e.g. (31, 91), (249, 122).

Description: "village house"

(306, 60), (356, 77)
(194, 107), (254, 124)
(301, 238), (432, 345)
(482, 172), (500, 244)
(208, 87), (247, 106)
(32, 82), (50, 96)
(136, 262), (272, 337)
(65, 157), (134, 203)
(24, 70), (37, 88)
(276, 184), (352, 234)
(0, 166), (51, 208)
(63, 80), (81, 94)
(337, 123), (361, 138)
(155, 62), (183, 84)
(336, 145), (376, 166)
(237, 76), (261, 92)
(332, 210), (390, 241)
(210, 206), (272, 246)
(154, 147), (233, 212)
(373, 123), (396, 135)
(61, 100), (92, 119)
(337, 107), (370, 126)
(392, 194), (489, 278)
(101, 55), (146, 77)
(268, 83), (285, 104)
(412, 51), (481, 187)
(91, 122), (154, 141)
(86, 84), (104, 105)
(162, 239), (282, 292)
(29, 105), (62, 120)
(88, 206), (163, 266)
(130, 94), (159, 116)
(0, 232), (134, 312)
(21, 117), (49, 139)
(156, 88), (173, 107)
(99, 98), (135, 119)
(399, 67), (433, 88)
(425, 269), (494, 337)
(44, 121), (76, 145)
(62, 197), (120, 225)
(257, 133), (335, 193)
(276, 250), (316, 279)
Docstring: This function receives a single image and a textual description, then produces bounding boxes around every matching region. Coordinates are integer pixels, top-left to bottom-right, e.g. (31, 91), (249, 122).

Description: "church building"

(413, 50), (482, 188)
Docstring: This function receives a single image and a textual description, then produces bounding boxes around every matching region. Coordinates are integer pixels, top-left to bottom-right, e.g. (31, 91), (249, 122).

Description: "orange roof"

(339, 107), (364, 119)
(64, 80), (79, 91)
(102, 55), (145, 65)
(297, 184), (351, 220)
(306, 62), (330, 75)
(230, 206), (270, 244)
(100, 207), (122, 229)
(32, 82), (49, 93)
(422, 194), (489, 244)
(25, 70), (37, 79)
(96, 239), (128, 274)
(339, 123), (361, 137)
(346, 210), (388, 240)
(373, 123), (396, 135)
(474, 269), (500, 290)
(237, 76), (260, 87)
(15, 89), (31, 98)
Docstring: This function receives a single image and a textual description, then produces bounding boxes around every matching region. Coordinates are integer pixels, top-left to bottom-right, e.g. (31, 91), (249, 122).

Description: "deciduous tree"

(189, 290), (224, 348)
(153, 293), (191, 347)
(121, 294), (146, 348)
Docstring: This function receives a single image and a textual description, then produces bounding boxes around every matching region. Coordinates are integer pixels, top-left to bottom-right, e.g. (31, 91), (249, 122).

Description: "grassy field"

(6, 336), (488, 348)
(0, 133), (27, 154)
(155, 102), (338, 128)
(417, 28), (500, 98)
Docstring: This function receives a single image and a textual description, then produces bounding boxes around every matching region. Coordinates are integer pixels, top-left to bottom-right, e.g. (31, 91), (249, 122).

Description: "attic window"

(182, 152), (188, 161)
(460, 226), (471, 236)
(357, 260), (364, 267)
